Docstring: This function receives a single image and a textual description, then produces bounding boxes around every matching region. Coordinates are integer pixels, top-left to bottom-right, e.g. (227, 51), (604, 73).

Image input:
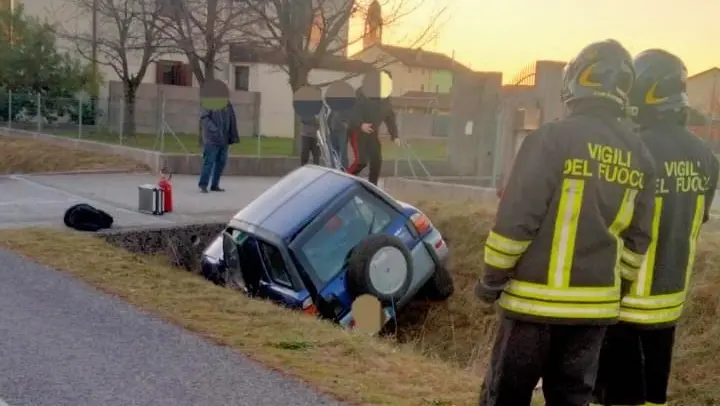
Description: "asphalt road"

(0, 250), (342, 406)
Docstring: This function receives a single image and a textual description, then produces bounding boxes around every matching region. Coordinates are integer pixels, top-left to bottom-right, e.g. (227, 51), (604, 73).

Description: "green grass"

(50, 129), (448, 160)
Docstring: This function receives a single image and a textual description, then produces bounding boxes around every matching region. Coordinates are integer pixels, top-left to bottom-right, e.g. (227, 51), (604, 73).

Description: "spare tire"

(346, 234), (413, 304)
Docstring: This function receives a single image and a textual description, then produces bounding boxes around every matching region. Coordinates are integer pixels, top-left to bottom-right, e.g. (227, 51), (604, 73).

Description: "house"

(229, 45), (372, 138)
(687, 67), (720, 117)
(350, 44), (472, 98)
(19, 0), (351, 91)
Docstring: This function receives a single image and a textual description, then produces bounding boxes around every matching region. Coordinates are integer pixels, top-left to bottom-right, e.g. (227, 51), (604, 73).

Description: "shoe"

(210, 187), (225, 192)
(200, 187), (209, 193)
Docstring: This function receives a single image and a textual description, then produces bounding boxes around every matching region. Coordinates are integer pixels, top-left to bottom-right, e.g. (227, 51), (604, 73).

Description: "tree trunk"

(123, 82), (137, 139)
(289, 65), (310, 156)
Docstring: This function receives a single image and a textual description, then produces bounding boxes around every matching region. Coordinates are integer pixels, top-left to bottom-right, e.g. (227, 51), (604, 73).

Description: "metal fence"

(0, 91), (451, 164)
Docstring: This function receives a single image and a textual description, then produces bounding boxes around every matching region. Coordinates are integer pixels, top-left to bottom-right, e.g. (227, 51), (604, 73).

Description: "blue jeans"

(329, 129), (348, 168)
(198, 144), (229, 189)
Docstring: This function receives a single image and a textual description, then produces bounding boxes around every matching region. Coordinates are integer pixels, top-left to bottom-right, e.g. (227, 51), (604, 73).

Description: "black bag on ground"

(63, 203), (114, 232)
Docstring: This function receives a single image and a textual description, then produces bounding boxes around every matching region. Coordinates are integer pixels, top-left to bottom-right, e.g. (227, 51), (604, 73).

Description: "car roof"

(228, 165), (356, 240)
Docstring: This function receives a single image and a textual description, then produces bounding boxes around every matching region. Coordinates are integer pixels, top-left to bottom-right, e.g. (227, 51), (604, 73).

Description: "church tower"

(363, 0), (382, 49)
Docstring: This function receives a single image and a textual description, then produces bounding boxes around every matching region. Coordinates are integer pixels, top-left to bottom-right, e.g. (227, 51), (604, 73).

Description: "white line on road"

(0, 398), (11, 405)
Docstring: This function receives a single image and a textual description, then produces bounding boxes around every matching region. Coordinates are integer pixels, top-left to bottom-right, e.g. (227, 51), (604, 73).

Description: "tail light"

(410, 212), (432, 234)
(301, 297), (318, 315)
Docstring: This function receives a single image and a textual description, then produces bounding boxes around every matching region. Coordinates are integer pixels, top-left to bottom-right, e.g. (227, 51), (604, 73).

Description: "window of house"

(235, 66), (250, 91)
(156, 60), (192, 86)
(156, 0), (177, 18)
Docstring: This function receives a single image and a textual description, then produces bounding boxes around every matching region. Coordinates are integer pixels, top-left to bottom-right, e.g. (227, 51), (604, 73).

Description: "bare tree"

(239, 0), (447, 91)
(156, 0), (254, 85)
(236, 0), (447, 149)
(61, 0), (167, 137)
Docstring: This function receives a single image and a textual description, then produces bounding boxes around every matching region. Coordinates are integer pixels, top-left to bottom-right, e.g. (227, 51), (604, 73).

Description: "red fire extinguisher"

(158, 171), (173, 213)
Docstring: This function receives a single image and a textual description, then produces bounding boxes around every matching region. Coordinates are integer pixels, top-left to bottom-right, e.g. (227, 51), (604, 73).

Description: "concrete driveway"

(0, 173), (281, 229)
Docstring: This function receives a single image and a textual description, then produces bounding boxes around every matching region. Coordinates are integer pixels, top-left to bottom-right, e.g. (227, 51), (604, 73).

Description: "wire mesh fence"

(0, 91), (452, 165)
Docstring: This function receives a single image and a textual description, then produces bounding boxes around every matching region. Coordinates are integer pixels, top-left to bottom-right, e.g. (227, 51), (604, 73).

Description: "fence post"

(78, 96), (83, 139)
(36, 93), (42, 133)
(119, 95), (125, 145)
(7, 91), (11, 129)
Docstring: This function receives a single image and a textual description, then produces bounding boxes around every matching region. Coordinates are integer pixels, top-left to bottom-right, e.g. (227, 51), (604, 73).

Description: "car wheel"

(420, 266), (454, 300)
(346, 234), (413, 304)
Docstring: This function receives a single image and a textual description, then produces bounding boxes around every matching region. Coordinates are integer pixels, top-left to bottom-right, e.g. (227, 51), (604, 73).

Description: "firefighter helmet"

(630, 49), (689, 120)
(561, 39), (635, 108)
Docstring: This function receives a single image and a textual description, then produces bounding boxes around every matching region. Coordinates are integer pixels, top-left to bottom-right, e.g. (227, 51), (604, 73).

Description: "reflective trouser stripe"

(484, 231), (530, 269)
(499, 294), (619, 319)
(609, 189), (641, 280)
(548, 178), (584, 288)
(633, 197), (663, 296)
(505, 280), (619, 303)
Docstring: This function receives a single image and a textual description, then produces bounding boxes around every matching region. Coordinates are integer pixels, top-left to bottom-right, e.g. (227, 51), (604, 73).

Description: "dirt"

(0, 200), (718, 405)
(0, 136), (149, 174)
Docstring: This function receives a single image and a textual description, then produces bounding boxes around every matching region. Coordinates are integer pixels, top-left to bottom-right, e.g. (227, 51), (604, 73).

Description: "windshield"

(300, 192), (394, 285)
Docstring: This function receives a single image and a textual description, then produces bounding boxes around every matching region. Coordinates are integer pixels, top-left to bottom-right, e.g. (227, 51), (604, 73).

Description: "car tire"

(421, 266), (454, 300)
(346, 234), (413, 304)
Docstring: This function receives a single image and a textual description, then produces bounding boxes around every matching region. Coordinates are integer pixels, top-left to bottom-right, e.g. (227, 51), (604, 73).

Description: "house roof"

(358, 44), (472, 73)
(689, 67), (720, 81)
(229, 45), (374, 73)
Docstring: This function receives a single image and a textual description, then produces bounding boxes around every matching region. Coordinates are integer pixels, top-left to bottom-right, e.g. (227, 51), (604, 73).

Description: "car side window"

(301, 191), (396, 285)
(258, 241), (292, 287)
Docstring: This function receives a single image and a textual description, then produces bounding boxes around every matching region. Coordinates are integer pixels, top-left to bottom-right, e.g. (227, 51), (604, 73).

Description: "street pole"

(91, 0), (98, 124)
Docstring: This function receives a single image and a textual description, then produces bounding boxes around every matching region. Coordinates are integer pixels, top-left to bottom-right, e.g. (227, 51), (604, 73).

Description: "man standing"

(198, 100), (239, 193)
(299, 114), (321, 165)
(347, 71), (400, 185)
(475, 39), (657, 406)
(329, 109), (349, 169)
(591, 49), (719, 406)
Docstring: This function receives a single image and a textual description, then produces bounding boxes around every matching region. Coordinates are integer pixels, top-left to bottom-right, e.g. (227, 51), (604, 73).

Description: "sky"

(353, 0), (720, 83)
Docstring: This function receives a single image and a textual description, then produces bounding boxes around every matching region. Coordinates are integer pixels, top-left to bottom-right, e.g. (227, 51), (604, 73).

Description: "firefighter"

(475, 39), (657, 406)
(591, 49), (719, 406)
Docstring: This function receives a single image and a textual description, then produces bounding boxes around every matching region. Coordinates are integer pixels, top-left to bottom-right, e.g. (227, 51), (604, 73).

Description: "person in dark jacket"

(329, 110), (350, 168)
(347, 75), (400, 185)
(198, 101), (239, 193)
(591, 49), (719, 406)
(475, 39), (657, 406)
(300, 115), (321, 165)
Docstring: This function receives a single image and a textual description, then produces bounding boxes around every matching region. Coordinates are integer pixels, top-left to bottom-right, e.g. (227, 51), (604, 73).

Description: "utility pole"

(91, 0), (98, 114)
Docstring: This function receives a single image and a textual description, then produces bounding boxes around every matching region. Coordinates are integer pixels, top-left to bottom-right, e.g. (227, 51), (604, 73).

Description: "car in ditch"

(200, 165), (453, 329)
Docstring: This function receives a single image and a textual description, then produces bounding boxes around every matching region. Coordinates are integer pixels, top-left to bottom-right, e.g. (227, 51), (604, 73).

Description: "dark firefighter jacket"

(619, 123), (719, 328)
(482, 102), (657, 324)
(348, 90), (399, 140)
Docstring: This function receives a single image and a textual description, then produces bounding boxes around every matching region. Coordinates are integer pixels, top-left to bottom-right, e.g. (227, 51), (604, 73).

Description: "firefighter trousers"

(591, 322), (676, 405)
(479, 315), (607, 406)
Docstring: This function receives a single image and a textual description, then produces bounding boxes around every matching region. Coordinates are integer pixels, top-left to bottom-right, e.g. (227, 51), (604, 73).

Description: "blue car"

(200, 165), (453, 329)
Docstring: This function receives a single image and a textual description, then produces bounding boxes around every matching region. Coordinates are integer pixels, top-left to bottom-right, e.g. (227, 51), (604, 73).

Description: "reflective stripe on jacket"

(619, 124), (719, 327)
(482, 103), (657, 324)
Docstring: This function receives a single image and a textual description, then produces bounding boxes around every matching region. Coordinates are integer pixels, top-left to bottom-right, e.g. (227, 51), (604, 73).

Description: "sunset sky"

(351, 0), (720, 83)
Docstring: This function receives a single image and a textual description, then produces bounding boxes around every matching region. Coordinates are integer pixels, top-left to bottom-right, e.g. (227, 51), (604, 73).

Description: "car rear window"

(300, 191), (395, 285)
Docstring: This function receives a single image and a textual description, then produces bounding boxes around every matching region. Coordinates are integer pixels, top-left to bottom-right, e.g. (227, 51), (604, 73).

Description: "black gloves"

(474, 279), (505, 304)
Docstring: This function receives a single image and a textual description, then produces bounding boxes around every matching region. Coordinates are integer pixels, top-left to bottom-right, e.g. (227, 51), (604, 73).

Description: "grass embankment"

(0, 136), (149, 174)
(0, 202), (718, 405)
(52, 130), (449, 160)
